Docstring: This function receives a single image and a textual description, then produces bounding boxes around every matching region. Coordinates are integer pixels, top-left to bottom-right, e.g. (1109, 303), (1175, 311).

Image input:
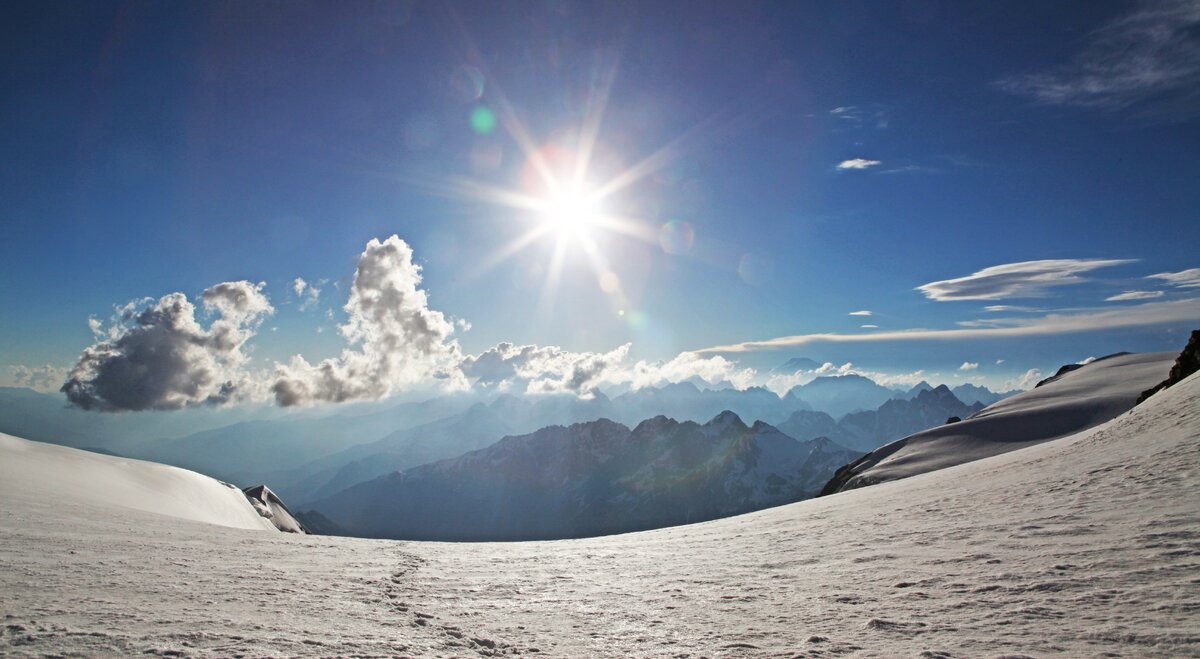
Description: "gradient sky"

(2, 0), (1199, 399)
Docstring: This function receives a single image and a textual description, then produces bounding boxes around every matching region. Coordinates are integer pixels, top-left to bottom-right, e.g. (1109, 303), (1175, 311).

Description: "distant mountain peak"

(632, 414), (678, 434)
(772, 357), (821, 373)
(907, 381), (933, 395)
(810, 373), (874, 385)
(704, 410), (747, 433)
(659, 380), (703, 395)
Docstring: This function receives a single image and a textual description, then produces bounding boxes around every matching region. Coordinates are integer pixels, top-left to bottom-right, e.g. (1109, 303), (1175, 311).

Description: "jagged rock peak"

(632, 414), (678, 434)
(705, 410), (747, 432)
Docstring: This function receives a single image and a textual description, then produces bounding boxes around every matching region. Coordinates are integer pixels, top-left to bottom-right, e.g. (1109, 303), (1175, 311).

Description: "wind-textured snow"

(3, 373), (1199, 656)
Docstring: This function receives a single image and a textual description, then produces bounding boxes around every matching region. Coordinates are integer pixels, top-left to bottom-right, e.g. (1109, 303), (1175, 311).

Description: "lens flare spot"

(469, 106), (497, 135)
(449, 65), (485, 101)
(737, 253), (774, 285)
(659, 220), (695, 255)
(625, 309), (648, 330)
(599, 270), (620, 293)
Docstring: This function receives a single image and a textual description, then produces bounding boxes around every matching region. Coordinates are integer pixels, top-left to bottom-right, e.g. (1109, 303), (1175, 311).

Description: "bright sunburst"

(538, 186), (601, 241)
(432, 57), (718, 323)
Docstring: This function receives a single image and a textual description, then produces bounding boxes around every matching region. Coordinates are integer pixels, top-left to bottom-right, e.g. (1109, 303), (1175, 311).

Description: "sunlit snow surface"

(3, 375), (1199, 657)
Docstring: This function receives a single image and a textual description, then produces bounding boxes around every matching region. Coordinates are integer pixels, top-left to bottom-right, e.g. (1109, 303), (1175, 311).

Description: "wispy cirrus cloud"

(983, 305), (1043, 313)
(917, 258), (1136, 301)
(829, 104), (890, 129)
(996, 0), (1200, 117)
(1106, 290), (1164, 301)
(836, 158), (881, 170)
(848, 310), (873, 316)
(696, 298), (1200, 353)
(1149, 267), (1200, 288)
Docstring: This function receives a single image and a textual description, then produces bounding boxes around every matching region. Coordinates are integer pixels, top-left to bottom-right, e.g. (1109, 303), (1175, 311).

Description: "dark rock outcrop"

(242, 485), (309, 534)
(1137, 330), (1200, 404)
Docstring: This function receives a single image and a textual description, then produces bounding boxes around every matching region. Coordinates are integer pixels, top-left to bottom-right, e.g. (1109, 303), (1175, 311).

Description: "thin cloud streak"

(696, 298), (1200, 353)
(996, 0), (1200, 116)
(836, 158), (881, 170)
(918, 258), (1136, 301)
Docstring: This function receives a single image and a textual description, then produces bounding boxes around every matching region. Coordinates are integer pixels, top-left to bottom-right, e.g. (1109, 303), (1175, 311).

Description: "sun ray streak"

(590, 107), (733, 202)
(536, 236), (570, 321)
(488, 81), (560, 191)
(464, 223), (555, 280)
(572, 52), (622, 189)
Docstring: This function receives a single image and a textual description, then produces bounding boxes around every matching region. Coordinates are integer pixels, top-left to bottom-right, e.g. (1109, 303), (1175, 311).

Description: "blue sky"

(2, 1), (1198, 404)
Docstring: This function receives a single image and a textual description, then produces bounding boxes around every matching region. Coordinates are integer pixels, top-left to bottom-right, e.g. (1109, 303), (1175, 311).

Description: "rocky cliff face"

(1137, 330), (1200, 404)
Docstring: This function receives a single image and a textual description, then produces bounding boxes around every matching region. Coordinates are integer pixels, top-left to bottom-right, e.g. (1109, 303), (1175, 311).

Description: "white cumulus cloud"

(62, 281), (273, 411)
(1004, 368), (1043, 391)
(462, 344), (758, 396)
(959, 362), (979, 371)
(292, 277), (322, 311)
(271, 236), (465, 406)
(8, 364), (69, 393)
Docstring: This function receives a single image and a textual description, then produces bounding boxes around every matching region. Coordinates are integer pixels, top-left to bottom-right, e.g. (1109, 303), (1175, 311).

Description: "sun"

(540, 187), (600, 240)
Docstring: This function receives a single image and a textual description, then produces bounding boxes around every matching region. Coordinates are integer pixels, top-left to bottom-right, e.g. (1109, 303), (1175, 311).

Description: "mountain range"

(777, 384), (984, 452)
(308, 411), (859, 541)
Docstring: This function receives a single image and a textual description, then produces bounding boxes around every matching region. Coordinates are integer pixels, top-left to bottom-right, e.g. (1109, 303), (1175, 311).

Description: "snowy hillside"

(2, 371), (1197, 656)
(822, 351), (1175, 494)
(0, 432), (279, 532)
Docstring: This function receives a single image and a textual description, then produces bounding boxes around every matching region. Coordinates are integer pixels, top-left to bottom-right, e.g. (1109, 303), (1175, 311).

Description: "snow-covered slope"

(2, 372), (1198, 656)
(823, 351), (1174, 493)
(0, 432), (277, 531)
